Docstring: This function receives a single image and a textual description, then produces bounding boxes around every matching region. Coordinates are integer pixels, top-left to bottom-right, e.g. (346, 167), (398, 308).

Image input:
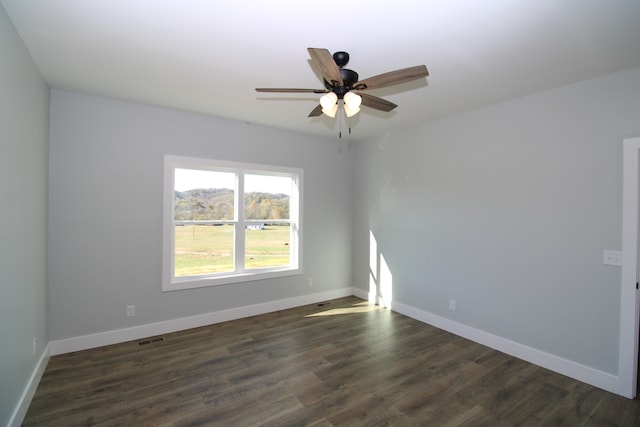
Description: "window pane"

(174, 224), (234, 276)
(174, 169), (235, 220)
(244, 174), (291, 220)
(245, 223), (291, 269)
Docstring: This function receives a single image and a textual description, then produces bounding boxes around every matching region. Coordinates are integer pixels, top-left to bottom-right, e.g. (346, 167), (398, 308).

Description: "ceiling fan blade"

(307, 48), (344, 86)
(308, 104), (323, 117)
(354, 65), (428, 91)
(256, 88), (327, 93)
(355, 92), (398, 112)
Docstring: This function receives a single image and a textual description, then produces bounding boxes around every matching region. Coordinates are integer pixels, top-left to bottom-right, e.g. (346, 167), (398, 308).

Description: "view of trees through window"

(174, 188), (290, 221)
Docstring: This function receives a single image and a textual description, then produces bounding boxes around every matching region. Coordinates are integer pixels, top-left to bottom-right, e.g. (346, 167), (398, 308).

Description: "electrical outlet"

(126, 305), (136, 317)
(32, 337), (37, 356)
(449, 299), (456, 311)
(603, 250), (622, 266)
(308, 278), (313, 287)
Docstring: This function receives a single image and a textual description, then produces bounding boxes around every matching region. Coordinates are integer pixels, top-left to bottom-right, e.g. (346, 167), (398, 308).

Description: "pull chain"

(336, 103), (354, 138)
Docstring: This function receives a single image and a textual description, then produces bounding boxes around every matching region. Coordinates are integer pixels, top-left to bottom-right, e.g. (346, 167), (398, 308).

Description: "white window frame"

(163, 155), (303, 291)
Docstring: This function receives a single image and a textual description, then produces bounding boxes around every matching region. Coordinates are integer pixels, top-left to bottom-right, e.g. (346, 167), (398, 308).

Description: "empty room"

(2, 1), (640, 425)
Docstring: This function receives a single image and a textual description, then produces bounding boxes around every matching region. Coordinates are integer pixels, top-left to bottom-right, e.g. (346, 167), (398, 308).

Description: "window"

(163, 155), (302, 291)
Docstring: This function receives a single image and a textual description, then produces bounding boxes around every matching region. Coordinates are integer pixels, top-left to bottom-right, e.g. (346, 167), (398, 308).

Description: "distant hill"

(175, 188), (289, 220)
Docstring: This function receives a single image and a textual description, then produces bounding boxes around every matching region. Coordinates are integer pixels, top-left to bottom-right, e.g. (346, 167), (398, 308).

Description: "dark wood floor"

(24, 296), (640, 426)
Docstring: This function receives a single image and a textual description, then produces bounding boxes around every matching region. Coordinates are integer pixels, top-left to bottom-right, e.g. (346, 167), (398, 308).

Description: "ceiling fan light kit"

(319, 91), (361, 118)
(256, 48), (428, 125)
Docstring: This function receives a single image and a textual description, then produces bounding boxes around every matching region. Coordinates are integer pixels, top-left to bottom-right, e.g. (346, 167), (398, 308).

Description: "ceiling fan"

(256, 48), (428, 119)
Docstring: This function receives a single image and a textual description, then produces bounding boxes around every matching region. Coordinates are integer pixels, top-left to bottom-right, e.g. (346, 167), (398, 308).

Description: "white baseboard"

(354, 288), (622, 396)
(8, 343), (50, 427)
(50, 287), (354, 355)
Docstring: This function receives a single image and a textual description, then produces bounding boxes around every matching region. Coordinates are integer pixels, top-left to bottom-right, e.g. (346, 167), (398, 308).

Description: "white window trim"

(162, 155), (303, 291)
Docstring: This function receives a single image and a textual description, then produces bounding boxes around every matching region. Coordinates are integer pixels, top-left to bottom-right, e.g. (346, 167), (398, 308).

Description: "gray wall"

(48, 90), (353, 341)
(0, 4), (50, 425)
(353, 66), (640, 375)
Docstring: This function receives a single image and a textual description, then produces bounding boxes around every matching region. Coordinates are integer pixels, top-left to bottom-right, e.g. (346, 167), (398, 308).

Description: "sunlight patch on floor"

(305, 302), (382, 317)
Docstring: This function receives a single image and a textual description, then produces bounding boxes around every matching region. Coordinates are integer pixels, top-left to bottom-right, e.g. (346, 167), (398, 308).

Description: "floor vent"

(316, 302), (331, 307)
(138, 337), (165, 346)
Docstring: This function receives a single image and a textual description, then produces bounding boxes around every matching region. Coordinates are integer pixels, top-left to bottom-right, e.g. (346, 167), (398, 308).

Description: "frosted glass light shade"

(343, 91), (362, 109)
(344, 104), (360, 118)
(343, 92), (362, 117)
(322, 103), (338, 118)
(320, 92), (338, 110)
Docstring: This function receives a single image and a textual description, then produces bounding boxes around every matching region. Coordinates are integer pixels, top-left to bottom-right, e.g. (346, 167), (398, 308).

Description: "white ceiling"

(3, 0), (640, 141)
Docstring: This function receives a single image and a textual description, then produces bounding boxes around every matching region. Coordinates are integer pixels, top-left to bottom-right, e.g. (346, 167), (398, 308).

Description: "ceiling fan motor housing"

(324, 69), (359, 98)
(324, 51), (359, 99)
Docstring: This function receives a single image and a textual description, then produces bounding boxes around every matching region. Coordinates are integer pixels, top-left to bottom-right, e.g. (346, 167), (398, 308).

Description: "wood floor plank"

(23, 296), (640, 426)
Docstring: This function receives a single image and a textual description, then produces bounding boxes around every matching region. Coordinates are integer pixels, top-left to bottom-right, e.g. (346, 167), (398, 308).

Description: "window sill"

(162, 267), (302, 292)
